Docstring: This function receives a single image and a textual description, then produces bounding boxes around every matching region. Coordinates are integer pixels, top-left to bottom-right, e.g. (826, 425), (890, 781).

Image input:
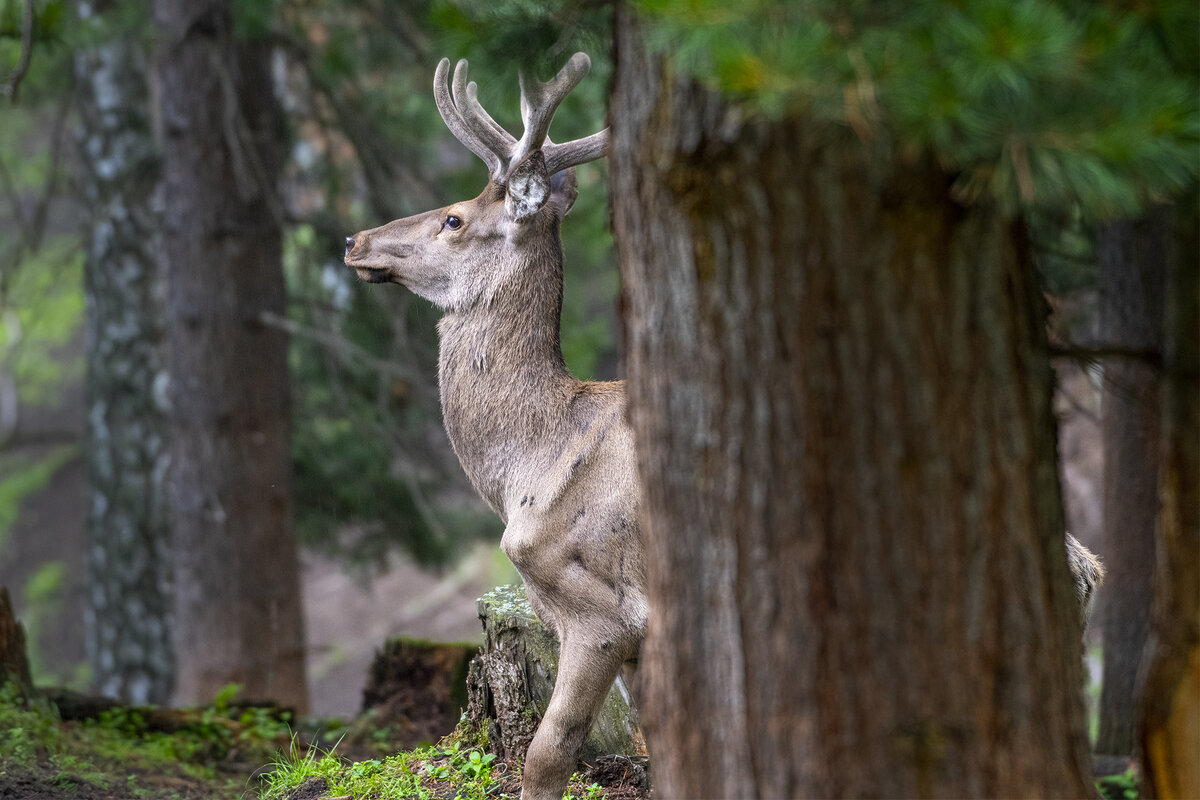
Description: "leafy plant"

(1097, 768), (1140, 800)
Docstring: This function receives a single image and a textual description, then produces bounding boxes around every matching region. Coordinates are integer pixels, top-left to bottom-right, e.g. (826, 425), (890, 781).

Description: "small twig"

(0, 88), (73, 254)
(0, 158), (31, 249)
(257, 309), (432, 395)
(2, 0), (34, 103)
(27, 86), (74, 251)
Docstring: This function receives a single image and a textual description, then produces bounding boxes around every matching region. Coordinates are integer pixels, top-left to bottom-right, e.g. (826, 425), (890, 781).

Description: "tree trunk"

(1139, 192), (1199, 799)
(153, 0), (307, 711)
(0, 587), (33, 697)
(467, 585), (645, 763)
(610, 10), (1092, 797)
(75, 9), (174, 705)
(1094, 215), (1165, 757)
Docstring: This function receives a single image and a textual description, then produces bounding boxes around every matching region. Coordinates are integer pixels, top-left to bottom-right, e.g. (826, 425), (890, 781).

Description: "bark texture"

(0, 587), (33, 696)
(466, 585), (645, 763)
(1095, 216), (1165, 757)
(1139, 193), (1199, 800)
(610, 11), (1092, 797)
(153, 0), (307, 710)
(76, 14), (174, 705)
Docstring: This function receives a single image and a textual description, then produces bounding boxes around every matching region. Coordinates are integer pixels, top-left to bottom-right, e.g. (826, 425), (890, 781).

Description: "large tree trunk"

(153, 0), (307, 711)
(75, 9), (174, 705)
(610, 10), (1092, 797)
(1094, 216), (1165, 757)
(1139, 192), (1199, 799)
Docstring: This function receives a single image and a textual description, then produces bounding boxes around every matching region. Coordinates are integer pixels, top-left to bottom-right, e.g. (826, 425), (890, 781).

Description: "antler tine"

(451, 69), (517, 174)
(511, 52), (592, 170)
(543, 128), (610, 175)
(466, 83), (516, 149)
(433, 58), (504, 178)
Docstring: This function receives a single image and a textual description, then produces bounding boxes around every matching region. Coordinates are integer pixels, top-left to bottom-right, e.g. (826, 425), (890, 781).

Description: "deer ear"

(550, 168), (578, 216)
(505, 151), (550, 221)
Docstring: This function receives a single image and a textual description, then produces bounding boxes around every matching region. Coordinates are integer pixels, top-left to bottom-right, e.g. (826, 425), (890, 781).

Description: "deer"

(344, 53), (644, 799)
(343, 51), (1105, 799)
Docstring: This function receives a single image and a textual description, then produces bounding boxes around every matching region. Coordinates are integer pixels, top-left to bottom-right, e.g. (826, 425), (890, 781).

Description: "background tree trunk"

(153, 0), (307, 711)
(1139, 192), (1199, 799)
(610, 10), (1092, 797)
(75, 9), (174, 705)
(0, 587), (33, 697)
(1094, 216), (1165, 757)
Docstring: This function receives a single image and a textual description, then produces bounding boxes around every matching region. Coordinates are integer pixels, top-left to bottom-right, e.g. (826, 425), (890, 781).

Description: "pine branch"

(257, 309), (436, 403)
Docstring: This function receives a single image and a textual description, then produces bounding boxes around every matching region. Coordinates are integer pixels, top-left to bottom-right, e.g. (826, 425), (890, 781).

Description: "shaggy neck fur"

(436, 212), (577, 519)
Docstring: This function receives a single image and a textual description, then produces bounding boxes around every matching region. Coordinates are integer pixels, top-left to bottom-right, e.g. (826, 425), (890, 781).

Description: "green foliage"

(431, 0), (611, 80)
(0, 682), (61, 767)
(0, 235), (84, 409)
(635, 0), (1200, 217)
(260, 736), (433, 800)
(0, 446), (73, 547)
(563, 777), (606, 800)
(0, 0), (66, 42)
(260, 722), (629, 799)
(260, 724), (502, 799)
(234, 0), (278, 38)
(0, 679), (298, 797)
(20, 559), (66, 683)
(1097, 768), (1140, 800)
(0, 0), (72, 105)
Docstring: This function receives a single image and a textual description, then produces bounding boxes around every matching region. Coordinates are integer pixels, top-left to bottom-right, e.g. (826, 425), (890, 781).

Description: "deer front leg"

(521, 637), (626, 800)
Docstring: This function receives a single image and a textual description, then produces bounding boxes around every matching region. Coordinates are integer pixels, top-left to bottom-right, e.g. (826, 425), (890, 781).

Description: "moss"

(0, 681), (290, 798)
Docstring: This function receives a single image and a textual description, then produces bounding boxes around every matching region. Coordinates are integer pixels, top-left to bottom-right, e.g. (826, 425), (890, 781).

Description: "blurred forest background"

(0, 0), (1194, 782)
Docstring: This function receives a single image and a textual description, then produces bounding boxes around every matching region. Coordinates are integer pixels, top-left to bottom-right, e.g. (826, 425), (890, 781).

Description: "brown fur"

(347, 168), (645, 798)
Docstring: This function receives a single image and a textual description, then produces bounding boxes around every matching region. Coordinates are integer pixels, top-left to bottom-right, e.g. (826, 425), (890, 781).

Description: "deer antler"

(433, 53), (610, 184)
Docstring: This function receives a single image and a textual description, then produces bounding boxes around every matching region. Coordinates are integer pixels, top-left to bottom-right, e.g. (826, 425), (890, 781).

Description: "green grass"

(260, 724), (500, 800)
(258, 721), (613, 800)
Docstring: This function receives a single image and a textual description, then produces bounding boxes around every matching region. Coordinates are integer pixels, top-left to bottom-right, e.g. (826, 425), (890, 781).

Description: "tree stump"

(466, 584), (646, 763)
(0, 586), (33, 698)
(361, 637), (476, 748)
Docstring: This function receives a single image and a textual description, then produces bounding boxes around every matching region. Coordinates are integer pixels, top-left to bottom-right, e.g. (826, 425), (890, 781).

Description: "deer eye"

(443, 215), (462, 231)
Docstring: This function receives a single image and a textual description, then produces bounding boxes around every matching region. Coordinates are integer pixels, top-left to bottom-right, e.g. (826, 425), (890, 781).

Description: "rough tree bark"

(610, 11), (1093, 797)
(1094, 216), (1165, 757)
(1139, 193), (1199, 799)
(153, 0), (307, 710)
(0, 587), (33, 697)
(75, 10), (174, 705)
(466, 586), (645, 763)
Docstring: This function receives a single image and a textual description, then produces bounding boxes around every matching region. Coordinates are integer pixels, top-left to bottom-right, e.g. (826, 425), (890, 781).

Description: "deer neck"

(436, 246), (575, 517)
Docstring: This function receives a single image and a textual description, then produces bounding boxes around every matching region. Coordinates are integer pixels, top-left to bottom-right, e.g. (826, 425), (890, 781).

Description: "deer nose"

(344, 236), (356, 257)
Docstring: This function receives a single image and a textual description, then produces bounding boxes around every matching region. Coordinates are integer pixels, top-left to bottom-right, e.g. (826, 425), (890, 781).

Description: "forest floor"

(0, 676), (651, 800)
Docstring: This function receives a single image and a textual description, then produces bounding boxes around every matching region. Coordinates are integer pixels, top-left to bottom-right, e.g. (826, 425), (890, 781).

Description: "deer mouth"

(353, 266), (391, 284)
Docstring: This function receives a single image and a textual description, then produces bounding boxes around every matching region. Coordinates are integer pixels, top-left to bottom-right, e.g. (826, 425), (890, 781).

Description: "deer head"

(343, 53), (609, 312)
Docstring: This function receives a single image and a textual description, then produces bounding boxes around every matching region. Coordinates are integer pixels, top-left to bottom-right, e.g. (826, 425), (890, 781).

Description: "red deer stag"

(344, 51), (1104, 799)
(344, 53), (643, 799)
